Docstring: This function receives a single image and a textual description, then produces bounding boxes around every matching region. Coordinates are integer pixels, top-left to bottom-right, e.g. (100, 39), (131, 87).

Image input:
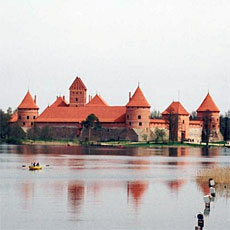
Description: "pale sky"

(0, 0), (230, 114)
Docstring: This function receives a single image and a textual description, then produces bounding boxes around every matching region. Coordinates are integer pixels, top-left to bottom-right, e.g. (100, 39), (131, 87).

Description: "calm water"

(0, 144), (230, 230)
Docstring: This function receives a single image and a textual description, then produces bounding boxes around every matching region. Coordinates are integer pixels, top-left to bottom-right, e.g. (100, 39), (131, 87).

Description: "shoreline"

(15, 140), (230, 148)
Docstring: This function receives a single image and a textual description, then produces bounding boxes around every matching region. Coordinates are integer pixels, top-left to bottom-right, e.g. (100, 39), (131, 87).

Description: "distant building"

(10, 77), (223, 142)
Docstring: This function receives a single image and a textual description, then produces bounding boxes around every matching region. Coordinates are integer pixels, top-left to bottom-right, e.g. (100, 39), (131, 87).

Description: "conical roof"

(69, 76), (87, 90)
(86, 94), (109, 107)
(126, 86), (150, 108)
(162, 101), (189, 115)
(18, 91), (39, 109)
(197, 93), (220, 112)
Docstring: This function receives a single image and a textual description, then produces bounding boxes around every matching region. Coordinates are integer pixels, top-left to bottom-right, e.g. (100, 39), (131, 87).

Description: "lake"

(0, 144), (229, 230)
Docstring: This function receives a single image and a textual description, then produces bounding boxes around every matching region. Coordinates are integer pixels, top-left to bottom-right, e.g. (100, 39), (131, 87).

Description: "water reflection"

(167, 180), (185, 192)
(127, 181), (149, 208)
(1, 144), (229, 230)
(68, 181), (85, 214)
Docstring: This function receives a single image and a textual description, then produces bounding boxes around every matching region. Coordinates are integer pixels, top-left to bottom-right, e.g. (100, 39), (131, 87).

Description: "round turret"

(17, 91), (39, 128)
(126, 86), (150, 129)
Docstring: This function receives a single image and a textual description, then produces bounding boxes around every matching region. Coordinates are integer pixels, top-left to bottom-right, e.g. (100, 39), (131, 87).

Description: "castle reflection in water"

(13, 145), (229, 215)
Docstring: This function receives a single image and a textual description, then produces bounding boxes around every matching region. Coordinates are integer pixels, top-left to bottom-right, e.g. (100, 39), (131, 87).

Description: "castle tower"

(69, 77), (87, 107)
(17, 91), (39, 129)
(196, 93), (222, 142)
(126, 86), (151, 129)
(162, 101), (189, 142)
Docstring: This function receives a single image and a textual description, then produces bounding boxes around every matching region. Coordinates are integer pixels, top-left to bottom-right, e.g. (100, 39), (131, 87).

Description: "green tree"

(40, 126), (52, 141)
(150, 110), (162, 119)
(0, 108), (12, 140)
(154, 128), (166, 143)
(220, 111), (230, 142)
(202, 111), (211, 146)
(168, 113), (180, 142)
(189, 111), (197, 120)
(81, 114), (101, 141)
(27, 125), (41, 141)
(8, 123), (26, 143)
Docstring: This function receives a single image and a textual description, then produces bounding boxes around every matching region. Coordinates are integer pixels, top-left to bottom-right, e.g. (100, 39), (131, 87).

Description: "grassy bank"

(95, 140), (229, 148)
(2, 138), (229, 148)
(22, 139), (79, 146)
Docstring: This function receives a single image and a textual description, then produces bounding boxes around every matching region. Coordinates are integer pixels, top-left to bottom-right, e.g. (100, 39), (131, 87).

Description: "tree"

(154, 128), (166, 143)
(202, 111), (211, 146)
(220, 111), (230, 142)
(0, 108), (12, 140)
(166, 110), (180, 142)
(8, 123), (26, 141)
(81, 114), (101, 141)
(150, 110), (162, 119)
(190, 111), (197, 120)
(40, 126), (52, 141)
(27, 125), (41, 141)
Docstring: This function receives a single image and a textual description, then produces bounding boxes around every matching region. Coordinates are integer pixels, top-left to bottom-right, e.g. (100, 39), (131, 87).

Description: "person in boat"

(33, 162), (36, 166)
(36, 162), (40, 166)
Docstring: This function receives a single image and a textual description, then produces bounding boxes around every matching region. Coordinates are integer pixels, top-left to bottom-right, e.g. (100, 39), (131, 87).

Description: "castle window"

(19, 115), (21, 120)
(31, 122), (33, 126)
(129, 122), (132, 126)
(138, 115), (141, 119)
(183, 120), (184, 124)
(139, 122), (142, 126)
(27, 116), (29, 120)
(75, 98), (78, 102)
(213, 125), (215, 128)
(23, 122), (25, 126)
(33, 116), (36, 119)
(127, 115), (129, 119)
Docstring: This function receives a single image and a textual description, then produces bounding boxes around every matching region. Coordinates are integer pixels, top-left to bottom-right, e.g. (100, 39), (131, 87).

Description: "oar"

(22, 165), (26, 167)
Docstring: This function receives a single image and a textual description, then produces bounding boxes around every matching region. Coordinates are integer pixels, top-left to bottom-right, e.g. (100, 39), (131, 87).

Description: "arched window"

(75, 98), (78, 102)
(139, 122), (142, 126)
(138, 115), (141, 119)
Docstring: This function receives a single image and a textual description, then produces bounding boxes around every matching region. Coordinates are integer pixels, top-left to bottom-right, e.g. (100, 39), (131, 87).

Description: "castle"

(10, 77), (223, 142)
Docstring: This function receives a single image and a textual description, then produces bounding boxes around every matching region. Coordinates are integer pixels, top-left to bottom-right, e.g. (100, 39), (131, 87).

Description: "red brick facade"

(10, 77), (222, 142)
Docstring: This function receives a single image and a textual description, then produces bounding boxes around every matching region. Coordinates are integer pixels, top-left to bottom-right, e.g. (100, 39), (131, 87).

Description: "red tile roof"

(150, 119), (167, 124)
(18, 91), (39, 109)
(197, 93), (220, 112)
(86, 94), (109, 107)
(36, 106), (126, 123)
(189, 120), (202, 125)
(69, 76), (87, 90)
(126, 86), (150, 108)
(162, 101), (189, 115)
(50, 96), (69, 108)
(9, 111), (18, 123)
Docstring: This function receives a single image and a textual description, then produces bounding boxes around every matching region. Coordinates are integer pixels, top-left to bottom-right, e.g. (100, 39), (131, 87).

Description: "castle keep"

(10, 77), (223, 142)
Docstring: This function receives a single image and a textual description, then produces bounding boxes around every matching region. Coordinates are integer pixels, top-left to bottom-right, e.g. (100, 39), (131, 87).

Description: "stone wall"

(79, 127), (138, 142)
(149, 127), (169, 142)
(188, 127), (202, 143)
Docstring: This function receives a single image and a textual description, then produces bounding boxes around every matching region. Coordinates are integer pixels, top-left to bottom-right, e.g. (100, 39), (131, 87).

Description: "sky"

(0, 0), (230, 114)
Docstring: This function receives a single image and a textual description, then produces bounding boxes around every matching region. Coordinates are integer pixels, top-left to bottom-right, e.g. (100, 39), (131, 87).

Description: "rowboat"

(29, 165), (42, 170)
